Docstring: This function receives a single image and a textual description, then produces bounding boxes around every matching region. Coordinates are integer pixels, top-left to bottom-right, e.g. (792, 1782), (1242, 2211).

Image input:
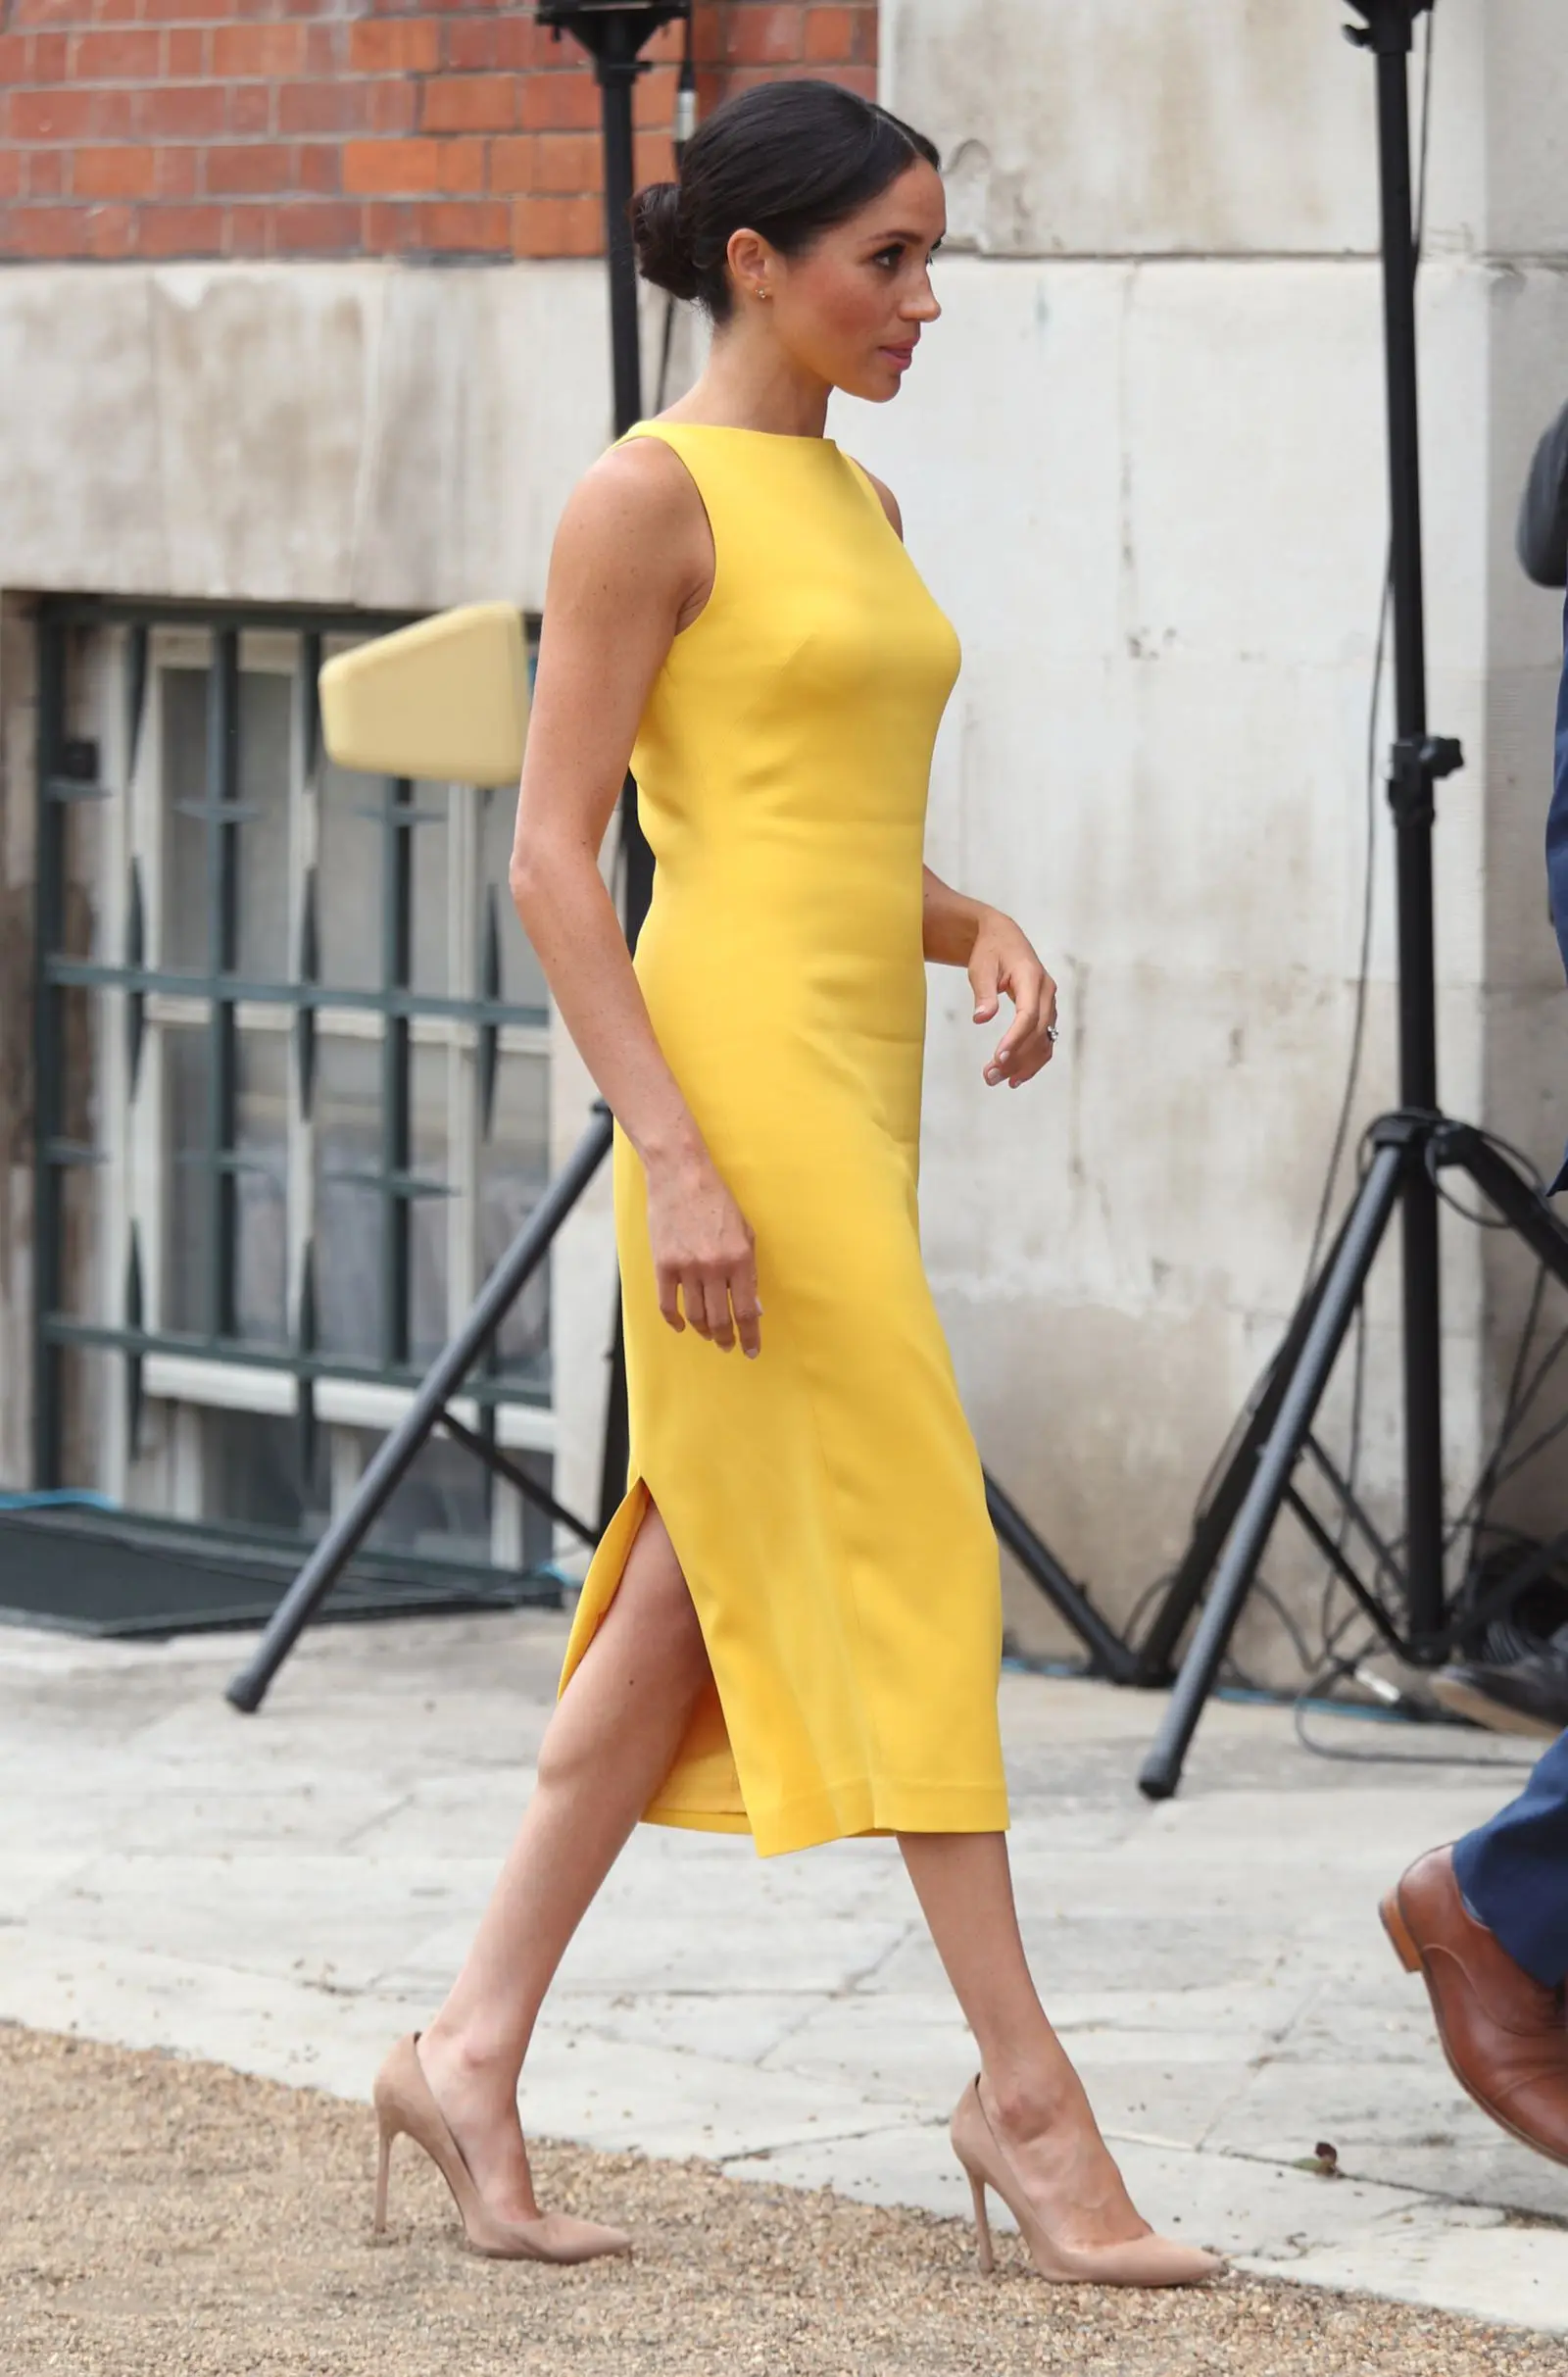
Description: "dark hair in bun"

(629, 77), (939, 325)
(629, 178), (702, 304)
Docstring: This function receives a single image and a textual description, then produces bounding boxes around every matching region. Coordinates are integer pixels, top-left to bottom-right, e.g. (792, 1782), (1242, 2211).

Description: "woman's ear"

(724, 226), (772, 306)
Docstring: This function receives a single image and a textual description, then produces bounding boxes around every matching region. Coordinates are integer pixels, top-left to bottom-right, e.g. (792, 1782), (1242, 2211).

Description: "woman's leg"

(416, 1496), (711, 2221)
(897, 1830), (1150, 2253)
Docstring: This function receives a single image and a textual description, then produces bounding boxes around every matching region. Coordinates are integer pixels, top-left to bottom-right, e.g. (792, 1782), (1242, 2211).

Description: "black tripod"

(1135, 0), (1568, 1798)
(225, 2), (1131, 1714)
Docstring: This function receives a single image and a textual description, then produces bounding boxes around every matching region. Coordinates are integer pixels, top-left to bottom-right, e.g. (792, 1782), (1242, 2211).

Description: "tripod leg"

(983, 1473), (1139, 1683)
(1137, 1142), (1404, 1800)
(1134, 1190), (1368, 1683)
(1400, 1162), (1446, 1646)
(224, 1107), (613, 1713)
(1445, 1125), (1568, 1288)
(598, 1287), (631, 1535)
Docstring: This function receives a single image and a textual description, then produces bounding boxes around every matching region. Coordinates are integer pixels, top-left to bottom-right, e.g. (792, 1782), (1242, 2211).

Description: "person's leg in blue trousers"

(1451, 1730), (1568, 1988)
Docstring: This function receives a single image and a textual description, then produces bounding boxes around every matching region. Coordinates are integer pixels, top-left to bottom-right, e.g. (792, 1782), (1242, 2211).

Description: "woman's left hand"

(968, 910), (1058, 1087)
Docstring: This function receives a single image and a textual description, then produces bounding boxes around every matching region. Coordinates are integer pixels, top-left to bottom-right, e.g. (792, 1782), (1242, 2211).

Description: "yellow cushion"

(318, 603), (528, 787)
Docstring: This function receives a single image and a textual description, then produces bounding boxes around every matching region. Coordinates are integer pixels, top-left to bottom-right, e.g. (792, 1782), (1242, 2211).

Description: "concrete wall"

(824, 0), (1567, 1663)
(0, 260), (626, 611)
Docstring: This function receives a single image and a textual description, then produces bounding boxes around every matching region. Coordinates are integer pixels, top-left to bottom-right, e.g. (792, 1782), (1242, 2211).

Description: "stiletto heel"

(1380, 1887), (1422, 1973)
(966, 2168), (995, 2275)
(949, 2073), (1225, 2288)
(372, 2119), (393, 2235)
(370, 2034), (632, 2264)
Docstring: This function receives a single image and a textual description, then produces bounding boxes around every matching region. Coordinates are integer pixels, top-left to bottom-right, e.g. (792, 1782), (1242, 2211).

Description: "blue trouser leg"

(1451, 1730), (1568, 1988)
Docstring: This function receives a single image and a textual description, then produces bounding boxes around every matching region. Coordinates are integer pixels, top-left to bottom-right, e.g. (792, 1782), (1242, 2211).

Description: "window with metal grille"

(33, 601), (556, 1578)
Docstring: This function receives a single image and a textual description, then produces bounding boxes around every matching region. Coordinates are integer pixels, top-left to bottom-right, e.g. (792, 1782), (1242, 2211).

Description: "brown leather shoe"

(1381, 1845), (1568, 2165)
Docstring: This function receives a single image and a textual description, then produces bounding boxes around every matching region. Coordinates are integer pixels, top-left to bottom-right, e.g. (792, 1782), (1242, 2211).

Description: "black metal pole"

(597, 21), (647, 1528)
(596, 14), (644, 443)
(585, 8), (661, 1528)
(31, 619), (67, 1490)
(1369, 4), (1447, 1648)
(225, 1106), (613, 1710)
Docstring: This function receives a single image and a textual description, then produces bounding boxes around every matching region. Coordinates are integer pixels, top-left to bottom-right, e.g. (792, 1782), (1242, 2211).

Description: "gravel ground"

(0, 2023), (1557, 2376)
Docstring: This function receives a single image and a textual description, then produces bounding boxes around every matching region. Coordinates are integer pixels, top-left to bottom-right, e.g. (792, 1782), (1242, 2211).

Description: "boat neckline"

(633, 420), (839, 448)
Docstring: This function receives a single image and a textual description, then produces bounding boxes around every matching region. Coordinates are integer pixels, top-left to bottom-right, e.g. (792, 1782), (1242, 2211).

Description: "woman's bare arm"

(923, 873), (1060, 1089)
(510, 443), (700, 1168)
(509, 442), (763, 1355)
(921, 864), (986, 966)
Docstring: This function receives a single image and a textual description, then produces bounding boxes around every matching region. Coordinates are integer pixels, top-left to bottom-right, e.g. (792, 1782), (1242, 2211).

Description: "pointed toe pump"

(372, 2034), (632, 2264)
(950, 2074), (1225, 2289)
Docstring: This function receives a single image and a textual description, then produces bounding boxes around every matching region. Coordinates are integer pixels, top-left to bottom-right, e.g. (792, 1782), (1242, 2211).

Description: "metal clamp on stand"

(1388, 731), (1462, 825)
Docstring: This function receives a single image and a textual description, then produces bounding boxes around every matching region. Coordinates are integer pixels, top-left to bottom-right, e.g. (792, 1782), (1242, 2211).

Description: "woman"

(372, 77), (1222, 2291)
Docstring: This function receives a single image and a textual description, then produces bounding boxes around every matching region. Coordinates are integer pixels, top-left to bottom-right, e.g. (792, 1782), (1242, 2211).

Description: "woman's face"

(725, 159), (946, 403)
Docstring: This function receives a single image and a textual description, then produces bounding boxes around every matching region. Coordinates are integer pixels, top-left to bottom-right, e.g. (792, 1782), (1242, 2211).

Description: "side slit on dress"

(560, 1470), (753, 1838)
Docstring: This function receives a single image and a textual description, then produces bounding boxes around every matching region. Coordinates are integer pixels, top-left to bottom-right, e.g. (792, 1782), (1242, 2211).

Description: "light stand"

(224, 7), (1136, 1715)
(535, 1), (684, 1535)
(225, 0), (685, 1715)
(1135, 0), (1568, 1798)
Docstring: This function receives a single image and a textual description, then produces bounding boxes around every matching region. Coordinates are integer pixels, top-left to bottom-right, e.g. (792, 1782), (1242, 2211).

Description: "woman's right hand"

(645, 1144), (762, 1359)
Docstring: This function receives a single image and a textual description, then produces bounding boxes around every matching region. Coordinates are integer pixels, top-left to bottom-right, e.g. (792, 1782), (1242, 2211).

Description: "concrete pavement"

(1, 1609), (1564, 2334)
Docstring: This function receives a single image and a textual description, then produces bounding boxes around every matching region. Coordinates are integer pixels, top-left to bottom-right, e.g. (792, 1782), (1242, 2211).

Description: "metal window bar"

(31, 617), (69, 1489)
(30, 601), (556, 1578)
(208, 627), (240, 1341)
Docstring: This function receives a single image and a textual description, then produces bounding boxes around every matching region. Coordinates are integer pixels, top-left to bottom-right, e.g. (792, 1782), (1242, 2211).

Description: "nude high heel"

(950, 2073), (1225, 2288)
(372, 2033), (632, 2263)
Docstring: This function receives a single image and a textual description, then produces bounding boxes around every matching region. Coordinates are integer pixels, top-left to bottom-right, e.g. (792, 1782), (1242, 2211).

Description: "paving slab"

(722, 2115), (1504, 2247)
(0, 1610), (1563, 2336)
(551, 1986), (831, 2066)
(1207, 2053), (1568, 2226)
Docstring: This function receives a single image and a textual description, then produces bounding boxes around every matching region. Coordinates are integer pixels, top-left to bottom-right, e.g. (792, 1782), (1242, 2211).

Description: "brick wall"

(0, 1), (877, 262)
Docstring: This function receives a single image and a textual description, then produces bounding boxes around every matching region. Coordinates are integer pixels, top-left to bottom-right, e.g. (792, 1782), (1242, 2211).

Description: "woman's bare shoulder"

(552, 435), (711, 601)
(563, 434), (707, 540)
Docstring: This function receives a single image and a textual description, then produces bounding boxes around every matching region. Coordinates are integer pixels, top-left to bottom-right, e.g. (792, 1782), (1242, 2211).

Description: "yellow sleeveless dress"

(556, 419), (1009, 1857)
